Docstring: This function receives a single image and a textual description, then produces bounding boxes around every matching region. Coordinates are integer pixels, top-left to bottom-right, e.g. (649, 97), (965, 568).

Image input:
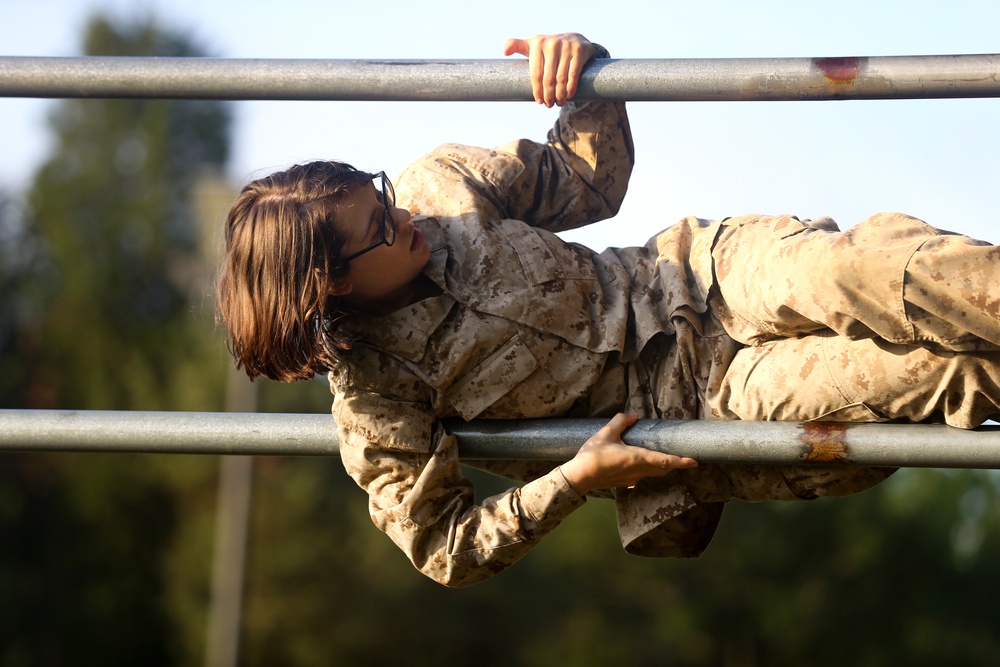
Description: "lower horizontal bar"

(1, 55), (999, 101)
(1, 410), (998, 468)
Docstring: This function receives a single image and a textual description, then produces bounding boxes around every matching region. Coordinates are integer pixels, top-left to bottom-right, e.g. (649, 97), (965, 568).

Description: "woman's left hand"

(560, 413), (699, 496)
(502, 32), (597, 108)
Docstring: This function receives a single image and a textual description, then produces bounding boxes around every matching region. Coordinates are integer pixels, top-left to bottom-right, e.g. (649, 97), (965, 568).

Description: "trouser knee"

(712, 331), (1000, 428)
(711, 212), (996, 348)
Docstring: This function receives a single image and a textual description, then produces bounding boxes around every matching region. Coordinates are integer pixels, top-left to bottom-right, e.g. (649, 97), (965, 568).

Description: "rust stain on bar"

(799, 422), (851, 463)
(815, 57), (861, 83)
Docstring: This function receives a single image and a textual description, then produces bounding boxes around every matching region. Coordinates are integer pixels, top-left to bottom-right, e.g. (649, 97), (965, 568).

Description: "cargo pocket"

(445, 334), (538, 421)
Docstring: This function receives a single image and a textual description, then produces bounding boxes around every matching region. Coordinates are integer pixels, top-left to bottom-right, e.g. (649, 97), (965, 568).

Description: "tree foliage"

(12, 15), (230, 411)
(0, 14), (234, 666)
(232, 464), (1000, 667)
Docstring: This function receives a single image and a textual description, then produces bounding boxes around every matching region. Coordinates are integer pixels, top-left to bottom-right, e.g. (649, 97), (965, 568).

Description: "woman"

(218, 33), (1000, 586)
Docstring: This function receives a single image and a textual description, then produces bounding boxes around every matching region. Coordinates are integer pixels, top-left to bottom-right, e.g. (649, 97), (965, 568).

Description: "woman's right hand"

(560, 413), (699, 496)
(502, 32), (597, 108)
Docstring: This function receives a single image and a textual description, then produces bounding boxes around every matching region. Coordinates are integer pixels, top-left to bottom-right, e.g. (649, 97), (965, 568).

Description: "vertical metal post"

(204, 373), (257, 667)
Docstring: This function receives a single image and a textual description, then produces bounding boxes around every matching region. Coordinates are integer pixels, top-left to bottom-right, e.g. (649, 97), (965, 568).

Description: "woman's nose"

(392, 206), (412, 225)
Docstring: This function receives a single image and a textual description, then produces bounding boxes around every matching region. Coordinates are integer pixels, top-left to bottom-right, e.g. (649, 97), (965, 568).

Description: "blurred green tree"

(236, 464), (1000, 667)
(14, 15), (230, 412)
(0, 189), (36, 403)
(0, 13), (235, 666)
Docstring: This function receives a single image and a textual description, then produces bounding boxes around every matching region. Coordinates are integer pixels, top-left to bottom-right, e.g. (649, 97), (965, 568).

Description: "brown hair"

(217, 161), (372, 382)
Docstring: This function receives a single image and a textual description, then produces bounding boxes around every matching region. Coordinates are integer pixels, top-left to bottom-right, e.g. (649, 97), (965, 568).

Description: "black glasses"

(342, 171), (396, 263)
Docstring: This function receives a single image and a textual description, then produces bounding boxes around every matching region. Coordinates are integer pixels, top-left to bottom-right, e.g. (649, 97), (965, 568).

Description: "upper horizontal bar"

(1, 55), (999, 102)
(2, 409), (999, 468)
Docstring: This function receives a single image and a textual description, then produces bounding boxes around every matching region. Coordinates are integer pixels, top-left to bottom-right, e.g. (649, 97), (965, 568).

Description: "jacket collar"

(340, 216), (453, 362)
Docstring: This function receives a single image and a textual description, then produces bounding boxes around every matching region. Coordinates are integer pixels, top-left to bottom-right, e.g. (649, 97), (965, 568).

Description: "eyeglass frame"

(342, 171), (396, 263)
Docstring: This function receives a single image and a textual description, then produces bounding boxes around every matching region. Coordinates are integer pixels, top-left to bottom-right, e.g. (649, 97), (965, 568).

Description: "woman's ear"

(328, 274), (353, 297)
(316, 265), (352, 297)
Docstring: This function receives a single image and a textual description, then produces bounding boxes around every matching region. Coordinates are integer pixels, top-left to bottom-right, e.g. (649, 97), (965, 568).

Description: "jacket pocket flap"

(495, 219), (595, 284)
(445, 334), (538, 421)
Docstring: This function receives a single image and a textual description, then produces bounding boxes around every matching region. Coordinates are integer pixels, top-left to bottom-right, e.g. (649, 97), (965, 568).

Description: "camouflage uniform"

(330, 94), (1000, 586)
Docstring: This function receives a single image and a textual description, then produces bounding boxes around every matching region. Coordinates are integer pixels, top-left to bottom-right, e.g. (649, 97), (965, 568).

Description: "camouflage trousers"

(709, 212), (1000, 428)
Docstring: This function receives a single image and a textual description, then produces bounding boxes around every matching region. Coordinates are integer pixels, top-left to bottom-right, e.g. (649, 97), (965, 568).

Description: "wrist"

(559, 457), (594, 496)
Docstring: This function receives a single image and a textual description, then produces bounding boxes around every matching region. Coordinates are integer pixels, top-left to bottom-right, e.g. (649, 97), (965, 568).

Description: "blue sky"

(3, 0), (998, 250)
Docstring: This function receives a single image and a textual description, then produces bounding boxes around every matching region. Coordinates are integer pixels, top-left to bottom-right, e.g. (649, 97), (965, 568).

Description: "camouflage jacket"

(330, 97), (887, 587)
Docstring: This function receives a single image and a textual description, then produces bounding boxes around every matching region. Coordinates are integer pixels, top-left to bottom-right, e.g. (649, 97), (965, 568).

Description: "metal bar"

(2, 409), (999, 468)
(1, 55), (999, 101)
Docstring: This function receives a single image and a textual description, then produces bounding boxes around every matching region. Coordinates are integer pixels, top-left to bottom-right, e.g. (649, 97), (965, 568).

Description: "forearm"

(498, 94), (634, 232)
(338, 409), (586, 587)
(381, 464), (585, 587)
(394, 40), (634, 232)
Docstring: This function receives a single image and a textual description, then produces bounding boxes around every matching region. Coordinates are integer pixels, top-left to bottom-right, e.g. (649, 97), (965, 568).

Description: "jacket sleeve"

(334, 386), (586, 587)
(394, 48), (634, 235)
(497, 96), (635, 232)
